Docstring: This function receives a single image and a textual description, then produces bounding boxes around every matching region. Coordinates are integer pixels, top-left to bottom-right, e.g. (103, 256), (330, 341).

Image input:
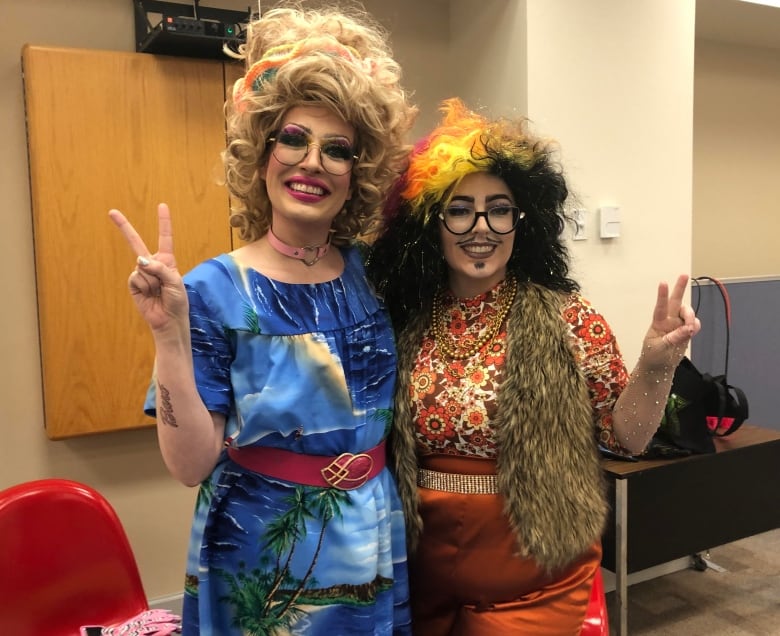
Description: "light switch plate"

(599, 206), (621, 238)
(572, 208), (587, 240)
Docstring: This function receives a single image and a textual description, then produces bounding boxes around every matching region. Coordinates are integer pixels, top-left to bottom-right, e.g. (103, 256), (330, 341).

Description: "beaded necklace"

(431, 275), (517, 363)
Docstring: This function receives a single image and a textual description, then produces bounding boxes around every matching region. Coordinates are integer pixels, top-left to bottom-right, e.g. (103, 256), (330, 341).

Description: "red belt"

(227, 440), (386, 491)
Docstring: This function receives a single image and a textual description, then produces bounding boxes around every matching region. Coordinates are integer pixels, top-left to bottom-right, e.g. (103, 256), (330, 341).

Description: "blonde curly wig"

(223, 3), (417, 244)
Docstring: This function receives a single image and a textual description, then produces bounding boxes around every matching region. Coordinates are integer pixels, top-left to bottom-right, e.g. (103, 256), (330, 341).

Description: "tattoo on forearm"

(158, 383), (178, 428)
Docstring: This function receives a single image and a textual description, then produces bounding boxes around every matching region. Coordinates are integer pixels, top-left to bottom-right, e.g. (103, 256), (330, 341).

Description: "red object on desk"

(0, 478), (149, 636)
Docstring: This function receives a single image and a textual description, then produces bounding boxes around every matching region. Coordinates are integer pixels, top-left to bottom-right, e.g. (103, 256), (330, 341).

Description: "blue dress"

(145, 247), (411, 635)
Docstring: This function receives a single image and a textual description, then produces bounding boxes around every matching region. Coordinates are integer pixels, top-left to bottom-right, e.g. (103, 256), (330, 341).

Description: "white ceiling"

(697, 0), (780, 50)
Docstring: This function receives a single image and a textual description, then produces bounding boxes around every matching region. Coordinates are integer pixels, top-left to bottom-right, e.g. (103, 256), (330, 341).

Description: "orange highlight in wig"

(401, 98), (539, 220)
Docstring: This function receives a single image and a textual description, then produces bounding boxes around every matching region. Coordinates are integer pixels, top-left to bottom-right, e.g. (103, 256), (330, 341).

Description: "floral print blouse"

(410, 280), (629, 457)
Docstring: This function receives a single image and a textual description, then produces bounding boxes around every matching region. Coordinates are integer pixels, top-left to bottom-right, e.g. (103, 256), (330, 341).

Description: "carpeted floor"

(606, 528), (780, 635)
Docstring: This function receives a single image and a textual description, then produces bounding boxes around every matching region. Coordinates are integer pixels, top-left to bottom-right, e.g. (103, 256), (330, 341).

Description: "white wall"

(694, 39), (780, 279)
(526, 0), (695, 367)
(450, 0), (529, 115)
(365, 0), (452, 137)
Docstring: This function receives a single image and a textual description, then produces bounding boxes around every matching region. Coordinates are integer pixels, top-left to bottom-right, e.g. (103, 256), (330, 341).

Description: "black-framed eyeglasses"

(438, 205), (526, 235)
(268, 124), (358, 176)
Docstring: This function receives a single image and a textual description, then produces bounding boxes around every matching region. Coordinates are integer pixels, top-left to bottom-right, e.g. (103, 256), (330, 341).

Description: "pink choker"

(267, 228), (331, 266)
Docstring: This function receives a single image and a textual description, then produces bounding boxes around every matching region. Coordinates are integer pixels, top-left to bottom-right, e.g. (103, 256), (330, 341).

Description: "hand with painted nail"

(108, 203), (188, 334)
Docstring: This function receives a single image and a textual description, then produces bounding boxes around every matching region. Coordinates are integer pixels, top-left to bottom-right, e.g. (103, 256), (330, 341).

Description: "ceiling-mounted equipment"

(134, 0), (251, 60)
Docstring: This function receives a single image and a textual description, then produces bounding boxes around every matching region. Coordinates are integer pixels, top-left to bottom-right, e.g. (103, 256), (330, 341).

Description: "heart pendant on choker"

(267, 228), (331, 266)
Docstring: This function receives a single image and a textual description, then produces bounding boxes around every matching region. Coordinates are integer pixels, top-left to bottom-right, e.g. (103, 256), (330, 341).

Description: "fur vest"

(390, 282), (608, 573)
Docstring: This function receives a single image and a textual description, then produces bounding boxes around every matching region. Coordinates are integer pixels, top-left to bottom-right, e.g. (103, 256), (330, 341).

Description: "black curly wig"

(365, 98), (579, 332)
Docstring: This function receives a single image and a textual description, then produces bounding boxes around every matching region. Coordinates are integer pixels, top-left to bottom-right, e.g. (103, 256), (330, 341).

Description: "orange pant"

(410, 456), (600, 635)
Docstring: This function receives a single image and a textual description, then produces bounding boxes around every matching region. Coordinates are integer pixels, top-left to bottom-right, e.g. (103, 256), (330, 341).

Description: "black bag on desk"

(653, 277), (749, 455)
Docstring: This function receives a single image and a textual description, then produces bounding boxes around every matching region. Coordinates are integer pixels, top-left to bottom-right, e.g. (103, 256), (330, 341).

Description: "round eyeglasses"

(268, 125), (358, 176)
(438, 205), (526, 235)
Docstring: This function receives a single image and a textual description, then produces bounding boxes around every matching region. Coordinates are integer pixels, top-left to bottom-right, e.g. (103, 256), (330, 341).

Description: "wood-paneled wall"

(23, 46), (235, 439)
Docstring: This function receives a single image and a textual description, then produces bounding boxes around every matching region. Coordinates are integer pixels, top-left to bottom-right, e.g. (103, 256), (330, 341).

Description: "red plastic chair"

(581, 567), (609, 635)
(0, 478), (149, 636)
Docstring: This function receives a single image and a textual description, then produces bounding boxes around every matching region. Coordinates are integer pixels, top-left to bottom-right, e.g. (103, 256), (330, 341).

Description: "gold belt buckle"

(321, 452), (374, 490)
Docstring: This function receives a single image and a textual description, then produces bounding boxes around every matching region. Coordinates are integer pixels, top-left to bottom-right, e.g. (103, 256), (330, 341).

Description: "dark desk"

(601, 424), (780, 635)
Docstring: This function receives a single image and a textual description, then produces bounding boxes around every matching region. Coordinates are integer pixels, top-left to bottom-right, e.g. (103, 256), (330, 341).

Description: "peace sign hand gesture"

(641, 274), (702, 370)
(108, 203), (189, 337)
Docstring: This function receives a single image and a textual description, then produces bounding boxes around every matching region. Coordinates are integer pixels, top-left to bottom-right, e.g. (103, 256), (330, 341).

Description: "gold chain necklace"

(431, 275), (517, 361)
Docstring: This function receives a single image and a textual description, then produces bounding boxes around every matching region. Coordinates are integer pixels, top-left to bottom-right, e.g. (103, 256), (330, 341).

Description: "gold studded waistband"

(417, 468), (499, 494)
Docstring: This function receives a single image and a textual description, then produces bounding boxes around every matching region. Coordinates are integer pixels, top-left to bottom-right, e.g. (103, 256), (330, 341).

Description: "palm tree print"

(277, 488), (348, 615)
(373, 407), (393, 437)
(221, 486), (351, 634)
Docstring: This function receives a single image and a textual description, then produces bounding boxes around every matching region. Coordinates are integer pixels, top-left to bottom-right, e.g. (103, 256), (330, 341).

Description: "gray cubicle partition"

(690, 277), (780, 432)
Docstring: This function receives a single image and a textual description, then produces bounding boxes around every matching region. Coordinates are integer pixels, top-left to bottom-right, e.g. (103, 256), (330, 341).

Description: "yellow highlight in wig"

(401, 98), (538, 220)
